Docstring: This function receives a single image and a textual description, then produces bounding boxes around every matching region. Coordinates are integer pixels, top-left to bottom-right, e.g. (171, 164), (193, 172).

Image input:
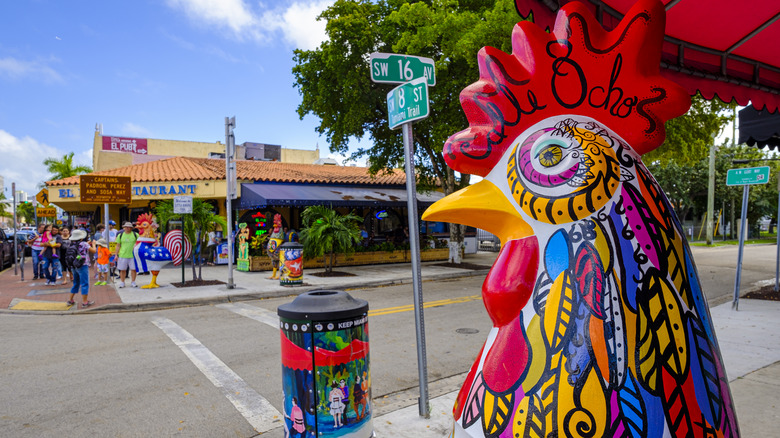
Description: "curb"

(0, 268), (491, 315)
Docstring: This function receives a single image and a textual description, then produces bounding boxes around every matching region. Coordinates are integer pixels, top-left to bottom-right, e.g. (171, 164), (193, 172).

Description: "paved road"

(0, 276), (490, 437)
(690, 243), (778, 305)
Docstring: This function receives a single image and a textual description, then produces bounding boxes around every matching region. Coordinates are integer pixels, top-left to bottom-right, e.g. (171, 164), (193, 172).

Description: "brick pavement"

(0, 257), (123, 311)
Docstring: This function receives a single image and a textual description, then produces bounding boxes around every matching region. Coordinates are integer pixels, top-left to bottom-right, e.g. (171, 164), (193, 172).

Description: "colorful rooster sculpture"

(133, 213), (191, 289)
(422, 0), (739, 437)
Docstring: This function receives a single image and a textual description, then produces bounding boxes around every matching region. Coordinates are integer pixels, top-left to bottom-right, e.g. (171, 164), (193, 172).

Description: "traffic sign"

(726, 166), (770, 186)
(173, 196), (193, 214)
(37, 207), (56, 217)
(370, 53), (435, 86)
(387, 78), (429, 130)
(36, 189), (49, 207)
(80, 175), (132, 204)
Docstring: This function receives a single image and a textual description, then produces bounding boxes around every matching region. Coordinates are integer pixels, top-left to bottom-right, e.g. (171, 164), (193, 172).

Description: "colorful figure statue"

(133, 213), (191, 289)
(422, 0), (739, 437)
(237, 223), (250, 261)
(267, 214), (285, 280)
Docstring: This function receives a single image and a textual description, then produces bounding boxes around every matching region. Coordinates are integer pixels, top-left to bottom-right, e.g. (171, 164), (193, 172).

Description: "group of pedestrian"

(25, 219), (135, 308)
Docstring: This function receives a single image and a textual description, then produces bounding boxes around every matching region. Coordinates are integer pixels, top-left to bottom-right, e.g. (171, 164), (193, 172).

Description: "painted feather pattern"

(431, 1), (739, 436)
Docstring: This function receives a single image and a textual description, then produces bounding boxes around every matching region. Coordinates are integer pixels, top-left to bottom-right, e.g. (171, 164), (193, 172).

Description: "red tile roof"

(46, 156), (407, 186)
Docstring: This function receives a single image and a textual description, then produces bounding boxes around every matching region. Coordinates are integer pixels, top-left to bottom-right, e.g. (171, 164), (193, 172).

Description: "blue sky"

(0, 0), (349, 198)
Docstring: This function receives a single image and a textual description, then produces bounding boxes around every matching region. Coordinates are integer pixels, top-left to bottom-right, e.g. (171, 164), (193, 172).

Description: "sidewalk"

(1, 250), (779, 436)
(0, 252), (500, 313)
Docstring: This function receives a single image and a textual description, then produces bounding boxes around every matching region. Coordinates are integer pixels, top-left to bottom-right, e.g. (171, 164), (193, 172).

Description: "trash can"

(279, 241), (304, 286)
(278, 290), (372, 438)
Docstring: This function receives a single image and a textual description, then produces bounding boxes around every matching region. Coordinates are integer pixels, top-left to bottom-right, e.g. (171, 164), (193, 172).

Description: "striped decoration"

(163, 230), (192, 266)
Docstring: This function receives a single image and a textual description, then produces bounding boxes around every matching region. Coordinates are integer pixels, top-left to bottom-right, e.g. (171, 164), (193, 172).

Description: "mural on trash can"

(314, 315), (371, 437)
(421, 0), (740, 437)
(280, 315), (371, 438)
(280, 319), (316, 438)
(280, 244), (304, 285)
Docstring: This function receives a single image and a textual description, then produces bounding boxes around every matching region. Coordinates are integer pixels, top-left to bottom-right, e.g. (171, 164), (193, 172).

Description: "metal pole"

(225, 116), (235, 289)
(401, 121), (429, 418)
(706, 144), (716, 245)
(103, 204), (110, 243)
(733, 185), (750, 310)
(776, 173), (780, 292)
(12, 183), (18, 275)
(181, 221), (185, 284)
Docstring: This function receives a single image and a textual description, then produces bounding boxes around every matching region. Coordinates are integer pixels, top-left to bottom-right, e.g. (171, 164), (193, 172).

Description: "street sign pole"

(402, 121), (429, 418)
(726, 165), (770, 310)
(225, 116), (236, 289)
(12, 183), (17, 276)
(733, 185), (750, 310)
(775, 172), (780, 292)
(376, 56), (434, 418)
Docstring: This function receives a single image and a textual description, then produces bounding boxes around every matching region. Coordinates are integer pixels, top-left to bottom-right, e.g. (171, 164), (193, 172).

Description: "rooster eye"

(536, 142), (564, 167)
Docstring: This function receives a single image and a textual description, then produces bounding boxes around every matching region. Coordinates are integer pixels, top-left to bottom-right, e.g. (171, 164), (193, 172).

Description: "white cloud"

(0, 130), (61, 196)
(166, 0), (262, 41)
(166, 0), (332, 50)
(261, 1), (332, 50)
(120, 122), (154, 138)
(0, 56), (63, 83)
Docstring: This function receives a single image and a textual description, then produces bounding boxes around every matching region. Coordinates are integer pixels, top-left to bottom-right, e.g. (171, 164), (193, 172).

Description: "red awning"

(515, 0), (780, 112)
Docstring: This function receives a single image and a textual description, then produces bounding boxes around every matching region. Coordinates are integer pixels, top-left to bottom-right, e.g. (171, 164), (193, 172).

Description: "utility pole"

(706, 143), (716, 245)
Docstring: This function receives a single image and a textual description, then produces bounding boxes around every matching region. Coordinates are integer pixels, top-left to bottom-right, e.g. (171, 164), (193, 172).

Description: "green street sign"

(726, 166), (771, 186)
(370, 52), (436, 86)
(387, 78), (429, 129)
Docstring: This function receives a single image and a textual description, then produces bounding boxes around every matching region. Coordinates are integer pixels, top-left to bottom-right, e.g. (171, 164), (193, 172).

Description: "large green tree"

(293, 0), (520, 262)
(644, 95), (736, 166)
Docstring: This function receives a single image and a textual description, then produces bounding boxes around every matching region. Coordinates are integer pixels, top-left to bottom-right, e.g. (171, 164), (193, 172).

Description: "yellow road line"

(368, 295), (482, 317)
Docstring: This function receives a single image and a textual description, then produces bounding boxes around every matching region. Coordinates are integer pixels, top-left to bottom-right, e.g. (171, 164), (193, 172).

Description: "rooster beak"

(422, 180), (533, 243)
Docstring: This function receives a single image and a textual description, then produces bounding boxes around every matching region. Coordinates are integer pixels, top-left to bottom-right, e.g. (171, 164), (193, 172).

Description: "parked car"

(0, 229), (14, 269)
(10, 230), (35, 257)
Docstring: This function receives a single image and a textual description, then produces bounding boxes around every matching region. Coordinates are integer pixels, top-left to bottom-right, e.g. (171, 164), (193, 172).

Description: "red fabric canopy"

(515, 0), (780, 112)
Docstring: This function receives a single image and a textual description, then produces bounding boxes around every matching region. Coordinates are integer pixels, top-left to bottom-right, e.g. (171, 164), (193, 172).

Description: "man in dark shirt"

(42, 226), (63, 286)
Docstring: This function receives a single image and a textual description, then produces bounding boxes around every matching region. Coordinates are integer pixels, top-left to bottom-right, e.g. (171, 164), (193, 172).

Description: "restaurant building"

(46, 156), (444, 242)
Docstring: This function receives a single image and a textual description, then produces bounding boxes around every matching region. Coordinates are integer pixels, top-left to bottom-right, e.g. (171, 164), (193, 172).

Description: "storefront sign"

(80, 175), (132, 204)
(132, 184), (197, 196)
(57, 183), (198, 199)
(102, 136), (148, 154)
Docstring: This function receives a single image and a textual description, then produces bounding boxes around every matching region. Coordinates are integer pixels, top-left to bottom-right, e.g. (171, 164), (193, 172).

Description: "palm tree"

(42, 152), (92, 226)
(154, 199), (227, 281)
(43, 152), (92, 182)
(300, 205), (363, 274)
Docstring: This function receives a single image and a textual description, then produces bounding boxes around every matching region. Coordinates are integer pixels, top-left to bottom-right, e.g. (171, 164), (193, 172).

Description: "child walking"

(94, 239), (111, 286)
(65, 229), (97, 308)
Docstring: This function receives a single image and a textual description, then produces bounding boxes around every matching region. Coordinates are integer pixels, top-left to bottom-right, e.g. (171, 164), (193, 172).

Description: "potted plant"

(247, 233), (269, 271)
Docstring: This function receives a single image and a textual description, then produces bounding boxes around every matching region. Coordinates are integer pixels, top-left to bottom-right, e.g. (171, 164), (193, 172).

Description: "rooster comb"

(444, 0), (690, 176)
(136, 212), (155, 225)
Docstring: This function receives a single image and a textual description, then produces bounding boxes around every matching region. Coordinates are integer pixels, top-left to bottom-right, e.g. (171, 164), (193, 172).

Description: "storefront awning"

(238, 183), (444, 209)
(739, 105), (780, 150)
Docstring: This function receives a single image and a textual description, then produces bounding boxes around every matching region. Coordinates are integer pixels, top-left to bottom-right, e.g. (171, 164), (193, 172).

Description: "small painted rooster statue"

(422, 0), (739, 437)
(133, 213), (191, 289)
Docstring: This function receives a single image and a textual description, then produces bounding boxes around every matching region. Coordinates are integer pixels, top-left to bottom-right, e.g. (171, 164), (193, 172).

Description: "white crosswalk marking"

(216, 302), (280, 329)
(151, 316), (282, 433)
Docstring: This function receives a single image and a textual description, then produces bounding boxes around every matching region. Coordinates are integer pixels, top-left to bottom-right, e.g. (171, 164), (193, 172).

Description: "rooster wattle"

(422, 0), (739, 437)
